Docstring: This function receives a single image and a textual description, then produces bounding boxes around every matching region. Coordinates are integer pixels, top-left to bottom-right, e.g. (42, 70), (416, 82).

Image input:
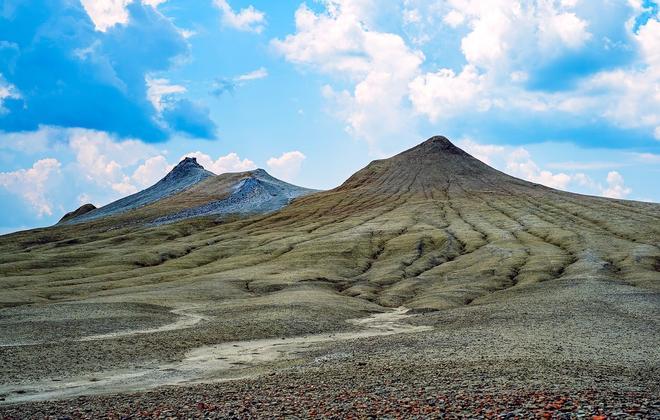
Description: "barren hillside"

(0, 136), (658, 417)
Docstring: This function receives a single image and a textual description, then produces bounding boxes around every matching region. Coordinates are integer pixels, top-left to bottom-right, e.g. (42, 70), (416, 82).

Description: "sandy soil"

(0, 307), (429, 404)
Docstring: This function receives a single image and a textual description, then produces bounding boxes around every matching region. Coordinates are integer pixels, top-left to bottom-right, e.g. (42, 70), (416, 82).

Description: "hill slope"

(0, 136), (658, 412)
(62, 157), (214, 224)
(60, 159), (316, 227)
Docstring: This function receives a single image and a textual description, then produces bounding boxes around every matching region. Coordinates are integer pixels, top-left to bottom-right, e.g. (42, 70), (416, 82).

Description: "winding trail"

(0, 307), (431, 404)
(79, 305), (211, 342)
(0, 305), (210, 348)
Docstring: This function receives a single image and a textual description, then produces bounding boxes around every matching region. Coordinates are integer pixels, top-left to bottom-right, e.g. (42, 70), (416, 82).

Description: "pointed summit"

(150, 167), (318, 226)
(163, 157), (213, 183)
(337, 135), (524, 194)
(62, 157), (214, 224)
(402, 135), (469, 157)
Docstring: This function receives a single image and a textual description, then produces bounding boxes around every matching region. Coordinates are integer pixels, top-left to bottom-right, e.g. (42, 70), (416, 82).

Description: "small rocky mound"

(58, 203), (97, 224)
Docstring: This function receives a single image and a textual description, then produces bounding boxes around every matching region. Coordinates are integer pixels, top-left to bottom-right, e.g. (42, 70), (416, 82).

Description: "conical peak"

(399, 135), (469, 158)
(168, 157), (206, 176)
(247, 168), (269, 177)
(336, 135), (511, 193)
(174, 157), (203, 170)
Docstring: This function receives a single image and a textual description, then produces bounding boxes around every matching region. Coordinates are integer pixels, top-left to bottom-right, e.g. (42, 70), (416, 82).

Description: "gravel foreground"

(2, 362), (658, 419)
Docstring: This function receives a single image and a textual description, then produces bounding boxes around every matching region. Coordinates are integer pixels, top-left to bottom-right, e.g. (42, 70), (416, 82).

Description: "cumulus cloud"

(0, 158), (62, 216)
(182, 151), (256, 175)
(444, 0), (593, 74)
(68, 129), (161, 195)
(601, 171), (632, 199)
(274, 0), (659, 147)
(457, 139), (505, 165)
(456, 138), (638, 199)
(0, 126), (264, 225)
(214, 0), (266, 33)
(80, 0), (170, 32)
(443, 10), (465, 27)
(563, 18), (658, 139)
(0, 0), (216, 140)
(132, 155), (172, 188)
(80, 0), (132, 32)
(505, 148), (572, 189)
(273, 1), (423, 149)
(409, 65), (487, 121)
(267, 151), (306, 181)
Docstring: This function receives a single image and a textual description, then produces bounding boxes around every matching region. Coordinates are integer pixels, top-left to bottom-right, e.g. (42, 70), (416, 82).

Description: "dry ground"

(0, 137), (658, 417)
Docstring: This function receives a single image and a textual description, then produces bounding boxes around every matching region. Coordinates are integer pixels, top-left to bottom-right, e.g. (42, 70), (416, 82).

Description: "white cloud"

(80, 0), (171, 32)
(131, 155), (172, 188)
(77, 193), (93, 205)
(0, 158), (62, 216)
(539, 10), (591, 50)
(272, 0), (598, 149)
(267, 151), (306, 181)
(0, 73), (20, 112)
(272, 0), (660, 147)
(510, 71), (528, 82)
(457, 139), (505, 165)
(601, 171), (631, 199)
(505, 147), (572, 189)
(214, 0), (266, 33)
(518, 14), (659, 139)
(409, 65), (486, 121)
(142, 0), (167, 7)
(449, 0), (591, 70)
(68, 129), (161, 197)
(80, 0), (131, 32)
(181, 151), (256, 175)
(273, 1), (423, 149)
(443, 10), (465, 27)
(631, 152), (660, 163)
(146, 77), (186, 112)
(637, 17), (660, 73)
(403, 8), (422, 25)
(458, 2), (514, 68)
(236, 67), (269, 82)
(455, 139), (638, 199)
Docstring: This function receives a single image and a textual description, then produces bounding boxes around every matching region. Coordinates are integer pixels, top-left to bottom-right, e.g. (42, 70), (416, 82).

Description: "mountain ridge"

(61, 156), (215, 224)
(59, 157), (316, 227)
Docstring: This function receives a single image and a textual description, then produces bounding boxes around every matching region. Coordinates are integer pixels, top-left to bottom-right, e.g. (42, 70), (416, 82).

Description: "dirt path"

(0, 305), (210, 348)
(0, 307), (431, 404)
(78, 305), (211, 342)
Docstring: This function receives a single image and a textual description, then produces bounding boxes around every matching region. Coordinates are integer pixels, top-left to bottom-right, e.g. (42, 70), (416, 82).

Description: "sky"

(0, 0), (659, 234)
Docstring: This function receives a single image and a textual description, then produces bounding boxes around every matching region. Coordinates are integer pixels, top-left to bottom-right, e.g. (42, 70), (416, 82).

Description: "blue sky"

(0, 0), (659, 233)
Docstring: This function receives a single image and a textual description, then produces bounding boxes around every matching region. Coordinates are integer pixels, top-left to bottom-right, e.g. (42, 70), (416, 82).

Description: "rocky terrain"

(58, 204), (97, 224)
(62, 157), (215, 224)
(58, 158), (317, 229)
(0, 136), (658, 417)
(150, 168), (318, 226)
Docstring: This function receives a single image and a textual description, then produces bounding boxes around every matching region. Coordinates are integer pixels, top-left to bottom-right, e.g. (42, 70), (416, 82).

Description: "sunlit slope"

(1, 136), (658, 310)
